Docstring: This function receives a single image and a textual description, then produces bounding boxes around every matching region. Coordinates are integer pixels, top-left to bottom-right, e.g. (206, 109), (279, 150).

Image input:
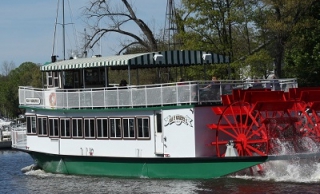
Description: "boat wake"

(232, 160), (320, 183)
(21, 165), (49, 177)
(231, 136), (320, 183)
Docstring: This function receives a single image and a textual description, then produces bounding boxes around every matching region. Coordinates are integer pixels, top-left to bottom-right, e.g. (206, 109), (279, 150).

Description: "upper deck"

(19, 78), (298, 110)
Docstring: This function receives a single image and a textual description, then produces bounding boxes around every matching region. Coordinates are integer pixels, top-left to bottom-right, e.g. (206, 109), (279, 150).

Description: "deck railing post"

(130, 87), (133, 108)
(78, 90), (80, 109)
(176, 83), (179, 105)
(160, 85), (163, 106)
(145, 86), (148, 107)
(66, 89), (69, 109)
(91, 88), (93, 109)
(117, 88), (119, 108)
(104, 88), (106, 108)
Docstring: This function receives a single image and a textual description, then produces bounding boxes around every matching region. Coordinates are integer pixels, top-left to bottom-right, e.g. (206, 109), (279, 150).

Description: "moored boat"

(0, 118), (12, 129)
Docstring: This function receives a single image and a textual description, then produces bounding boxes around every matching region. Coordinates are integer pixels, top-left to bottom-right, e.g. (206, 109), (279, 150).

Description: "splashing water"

(233, 137), (320, 183)
(56, 159), (65, 173)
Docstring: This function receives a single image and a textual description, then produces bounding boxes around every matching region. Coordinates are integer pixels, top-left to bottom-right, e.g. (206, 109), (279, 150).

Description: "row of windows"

(26, 116), (150, 139)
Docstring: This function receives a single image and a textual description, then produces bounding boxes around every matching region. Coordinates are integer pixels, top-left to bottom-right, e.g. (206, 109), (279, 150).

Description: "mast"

(62, 0), (66, 60)
(51, 0), (66, 62)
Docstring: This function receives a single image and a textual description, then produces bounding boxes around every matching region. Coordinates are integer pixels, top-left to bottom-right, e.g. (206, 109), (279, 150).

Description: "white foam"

(232, 137), (320, 183)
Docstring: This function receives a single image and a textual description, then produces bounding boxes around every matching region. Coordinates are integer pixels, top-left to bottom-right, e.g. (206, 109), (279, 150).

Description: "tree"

(284, 1), (320, 86)
(83, 0), (159, 55)
(0, 62), (42, 117)
(177, 0), (264, 79)
(1, 61), (15, 76)
(259, 0), (317, 78)
(242, 49), (273, 79)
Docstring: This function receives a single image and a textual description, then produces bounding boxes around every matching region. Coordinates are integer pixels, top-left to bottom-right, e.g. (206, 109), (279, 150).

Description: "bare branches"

(1, 61), (15, 76)
(83, 0), (158, 55)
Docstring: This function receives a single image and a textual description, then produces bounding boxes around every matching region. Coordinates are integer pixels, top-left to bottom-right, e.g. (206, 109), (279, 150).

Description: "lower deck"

(12, 105), (219, 158)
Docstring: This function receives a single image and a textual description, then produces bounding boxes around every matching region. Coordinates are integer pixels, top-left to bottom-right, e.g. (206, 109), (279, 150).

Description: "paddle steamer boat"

(12, 50), (320, 179)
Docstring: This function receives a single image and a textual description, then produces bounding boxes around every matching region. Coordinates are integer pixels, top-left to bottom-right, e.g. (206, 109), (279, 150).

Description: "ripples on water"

(1, 150), (320, 194)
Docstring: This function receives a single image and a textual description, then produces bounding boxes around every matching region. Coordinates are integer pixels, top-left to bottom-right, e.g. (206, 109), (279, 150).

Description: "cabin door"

(154, 112), (165, 155)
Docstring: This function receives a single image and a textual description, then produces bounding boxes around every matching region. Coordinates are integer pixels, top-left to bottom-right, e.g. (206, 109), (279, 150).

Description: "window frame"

(60, 117), (71, 139)
(96, 118), (109, 139)
(122, 117), (136, 139)
(84, 118), (96, 139)
(48, 117), (59, 138)
(37, 116), (48, 136)
(26, 115), (37, 135)
(47, 71), (59, 88)
(136, 117), (150, 140)
(72, 118), (83, 138)
(109, 118), (122, 139)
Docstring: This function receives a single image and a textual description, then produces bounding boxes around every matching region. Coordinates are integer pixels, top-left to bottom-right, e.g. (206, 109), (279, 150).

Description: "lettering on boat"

(164, 114), (193, 127)
(25, 98), (41, 105)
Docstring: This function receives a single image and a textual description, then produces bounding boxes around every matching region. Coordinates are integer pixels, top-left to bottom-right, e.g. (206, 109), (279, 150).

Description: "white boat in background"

(0, 118), (13, 148)
(0, 118), (12, 129)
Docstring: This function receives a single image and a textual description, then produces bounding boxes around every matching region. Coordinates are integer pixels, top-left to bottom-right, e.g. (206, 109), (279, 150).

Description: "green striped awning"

(40, 50), (230, 71)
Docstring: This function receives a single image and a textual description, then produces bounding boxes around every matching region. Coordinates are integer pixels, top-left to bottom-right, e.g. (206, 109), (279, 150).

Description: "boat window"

(137, 117), (150, 139)
(47, 72), (53, 86)
(26, 116), (37, 134)
(64, 71), (74, 89)
(49, 118), (59, 137)
(72, 118), (83, 138)
(37, 117), (48, 136)
(60, 118), (71, 138)
(84, 118), (95, 138)
(123, 118), (135, 138)
(110, 118), (121, 138)
(47, 71), (59, 88)
(85, 69), (100, 86)
(96, 118), (108, 138)
(156, 113), (162, 133)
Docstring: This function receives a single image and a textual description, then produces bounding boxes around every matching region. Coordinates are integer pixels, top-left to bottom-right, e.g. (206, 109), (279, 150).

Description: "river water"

(1, 149), (320, 194)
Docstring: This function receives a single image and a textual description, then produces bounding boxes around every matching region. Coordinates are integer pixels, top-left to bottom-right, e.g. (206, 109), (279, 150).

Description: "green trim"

(19, 104), (195, 113)
(26, 151), (267, 179)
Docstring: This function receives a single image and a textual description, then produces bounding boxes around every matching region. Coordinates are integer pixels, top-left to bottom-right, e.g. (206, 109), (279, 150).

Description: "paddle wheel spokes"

(288, 88), (320, 143)
(211, 101), (268, 157)
(261, 113), (299, 154)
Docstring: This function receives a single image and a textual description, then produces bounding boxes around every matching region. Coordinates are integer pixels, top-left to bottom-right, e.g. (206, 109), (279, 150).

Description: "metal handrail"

(19, 78), (298, 109)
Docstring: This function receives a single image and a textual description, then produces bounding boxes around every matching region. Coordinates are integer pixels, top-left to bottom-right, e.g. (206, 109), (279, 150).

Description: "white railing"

(19, 78), (298, 109)
(11, 129), (27, 149)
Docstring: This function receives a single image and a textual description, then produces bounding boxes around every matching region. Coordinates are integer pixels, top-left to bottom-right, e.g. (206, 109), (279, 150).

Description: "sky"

(0, 0), (169, 66)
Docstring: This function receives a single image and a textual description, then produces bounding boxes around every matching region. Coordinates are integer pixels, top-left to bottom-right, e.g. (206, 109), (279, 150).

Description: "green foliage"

(283, 1), (320, 86)
(176, 0), (319, 82)
(244, 49), (273, 79)
(0, 62), (42, 117)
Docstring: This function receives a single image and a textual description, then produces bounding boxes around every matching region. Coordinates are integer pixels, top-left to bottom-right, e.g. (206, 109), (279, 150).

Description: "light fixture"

(202, 53), (211, 61)
(153, 54), (163, 62)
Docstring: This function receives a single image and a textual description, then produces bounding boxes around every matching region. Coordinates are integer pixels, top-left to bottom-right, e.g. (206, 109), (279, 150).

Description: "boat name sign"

(164, 114), (193, 127)
(25, 98), (41, 105)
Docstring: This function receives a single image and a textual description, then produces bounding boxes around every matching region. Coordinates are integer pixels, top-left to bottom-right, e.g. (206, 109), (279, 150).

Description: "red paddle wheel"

(209, 90), (298, 157)
(208, 88), (320, 157)
(206, 87), (320, 175)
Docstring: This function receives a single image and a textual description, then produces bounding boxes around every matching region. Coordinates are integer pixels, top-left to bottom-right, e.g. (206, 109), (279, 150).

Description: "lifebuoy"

(49, 92), (57, 107)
